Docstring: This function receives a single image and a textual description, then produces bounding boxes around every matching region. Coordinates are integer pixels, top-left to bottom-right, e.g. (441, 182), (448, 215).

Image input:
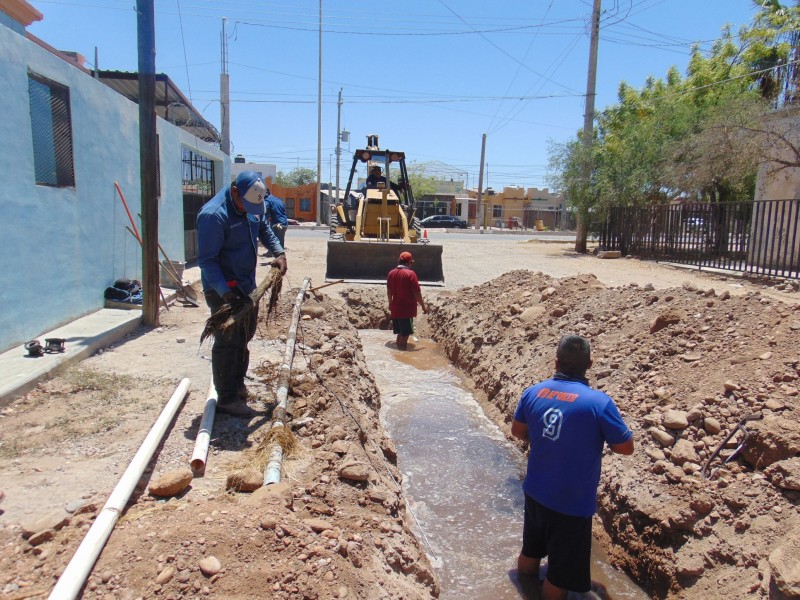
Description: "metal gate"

(597, 200), (800, 280)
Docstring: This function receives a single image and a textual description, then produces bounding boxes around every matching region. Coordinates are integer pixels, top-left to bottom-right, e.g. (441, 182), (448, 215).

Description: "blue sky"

(28, 0), (757, 191)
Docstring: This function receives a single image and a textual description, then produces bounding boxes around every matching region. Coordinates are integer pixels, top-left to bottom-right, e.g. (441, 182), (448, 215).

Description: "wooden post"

(137, 0), (159, 326)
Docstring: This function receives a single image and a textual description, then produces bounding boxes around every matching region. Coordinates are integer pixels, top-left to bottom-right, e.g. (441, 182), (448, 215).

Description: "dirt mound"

(0, 289), (438, 600)
(426, 269), (800, 599)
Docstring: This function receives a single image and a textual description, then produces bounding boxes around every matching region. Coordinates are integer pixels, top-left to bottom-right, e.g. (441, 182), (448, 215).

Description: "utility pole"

(576, 0), (601, 253)
(220, 18), (230, 156)
(315, 0), (322, 225)
(137, 0), (159, 326)
(477, 133), (486, 232)
(335, 88), (342, 204)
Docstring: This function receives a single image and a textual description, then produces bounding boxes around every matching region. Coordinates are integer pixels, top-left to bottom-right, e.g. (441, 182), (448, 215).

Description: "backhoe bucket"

(326, 240), (444, 285)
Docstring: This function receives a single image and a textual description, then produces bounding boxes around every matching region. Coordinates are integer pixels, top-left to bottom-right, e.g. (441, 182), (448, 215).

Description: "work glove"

(222, 287), (251, 306)
(272, 253), (288, 275)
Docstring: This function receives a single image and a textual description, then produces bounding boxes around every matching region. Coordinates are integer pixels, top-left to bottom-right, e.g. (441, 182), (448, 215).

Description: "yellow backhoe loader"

(326, 135), (444, 284)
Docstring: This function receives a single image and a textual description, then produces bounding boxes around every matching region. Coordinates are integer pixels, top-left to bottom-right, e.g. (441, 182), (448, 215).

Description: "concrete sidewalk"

(0, 266), (202, 406)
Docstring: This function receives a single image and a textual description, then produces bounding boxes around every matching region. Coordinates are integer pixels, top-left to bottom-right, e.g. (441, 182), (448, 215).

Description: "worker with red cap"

(386, 251), (427, 350)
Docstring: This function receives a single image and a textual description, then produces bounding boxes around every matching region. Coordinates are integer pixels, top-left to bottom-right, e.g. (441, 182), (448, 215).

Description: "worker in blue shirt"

(197, 171), (287, 418)
(265, 190), (289, 249)
(512, 335), (634, 599)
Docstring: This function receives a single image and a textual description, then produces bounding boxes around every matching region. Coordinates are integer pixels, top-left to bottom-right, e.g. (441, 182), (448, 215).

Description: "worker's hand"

(222, 287), (249, 305)
(272, 253), (288, 275)
(421, 306), (428, 314)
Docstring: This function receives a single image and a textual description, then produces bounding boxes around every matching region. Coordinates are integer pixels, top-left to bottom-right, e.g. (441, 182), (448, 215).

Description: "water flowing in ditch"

(359, 330), (648, 600)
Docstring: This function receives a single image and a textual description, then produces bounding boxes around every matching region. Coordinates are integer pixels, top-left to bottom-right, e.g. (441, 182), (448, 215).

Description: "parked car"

(684, 217), (706, 232)
(420, 215), (469, 229)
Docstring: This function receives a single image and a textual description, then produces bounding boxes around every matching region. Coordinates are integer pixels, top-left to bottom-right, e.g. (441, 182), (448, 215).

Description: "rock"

(765, 457), (800, 491)
(149, 468), (193, 498)
(663, 410), (689, 430)
(742, 417), (800, 469)
(28, 529), (54, 546)
(260, 515), (278, 530)
(650, 309), (685, 334)
(301, 305), (326, 319)
(156, 566), (176, 584)
(689, 494), (715, 515)
(671, 439), (700, 466)
(339, 464), (371, 482)
(765, 399), (785, 411)
(327, 425), (347, 442)
(769, 534), (800, 597)
(650, 428), (675, 448)
(541, 287), (558, 300)
(675, 552), (705, 578)
(21, 512), (69, 538)
(244, 482), (293, 510)
(704, 418), (722, 435)
(723, 381), (741, 392)
(597, 250), (622, 259)
(198, 556), (221, 577)
(317, 359), (341, 376)
(519, 305), (546, 324)
(226, 469), (263, 492)
(368, 488), (392, 504)
(645, 447), (666, 462)
(681, 353), (703, 362)
(304, 518), (334, 533)
(65, 499), (94, 514)
(330, 440), (351, 454)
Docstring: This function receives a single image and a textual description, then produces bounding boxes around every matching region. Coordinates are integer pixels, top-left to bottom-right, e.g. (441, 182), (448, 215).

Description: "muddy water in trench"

(359, 330), (648, 600)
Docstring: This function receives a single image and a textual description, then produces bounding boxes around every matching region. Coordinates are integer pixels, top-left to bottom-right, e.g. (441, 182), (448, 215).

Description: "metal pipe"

(49, 378), (191, 600)
(190, 379), (217, 473)
(264, 277), (312, 485)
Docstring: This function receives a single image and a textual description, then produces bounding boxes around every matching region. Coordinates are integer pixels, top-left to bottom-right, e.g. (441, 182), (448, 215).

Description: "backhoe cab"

(326, 135), (444, 284)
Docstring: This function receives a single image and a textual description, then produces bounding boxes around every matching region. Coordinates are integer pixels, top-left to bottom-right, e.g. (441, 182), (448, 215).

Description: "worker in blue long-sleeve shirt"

(265, 189), (289, 250)
(197, 171), (288, 418)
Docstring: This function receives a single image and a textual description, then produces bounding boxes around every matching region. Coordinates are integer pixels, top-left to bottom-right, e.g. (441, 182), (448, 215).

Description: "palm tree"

(748, 0), (800, 106)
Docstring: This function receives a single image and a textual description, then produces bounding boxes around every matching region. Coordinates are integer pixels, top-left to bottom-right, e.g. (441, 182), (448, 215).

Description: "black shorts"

(392, 318), (414, 336)
(521, 494), (592, 593)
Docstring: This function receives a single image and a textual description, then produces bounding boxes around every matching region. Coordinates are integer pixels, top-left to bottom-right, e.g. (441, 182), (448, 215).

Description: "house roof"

(96, 70), (221, 146)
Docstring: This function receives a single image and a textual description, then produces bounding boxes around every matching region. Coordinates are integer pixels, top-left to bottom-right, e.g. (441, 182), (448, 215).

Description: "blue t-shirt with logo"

(513, 374), (632, 517)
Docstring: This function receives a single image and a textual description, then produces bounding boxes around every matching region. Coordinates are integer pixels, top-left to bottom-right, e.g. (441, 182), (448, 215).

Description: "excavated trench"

(358, 329), (648, 600)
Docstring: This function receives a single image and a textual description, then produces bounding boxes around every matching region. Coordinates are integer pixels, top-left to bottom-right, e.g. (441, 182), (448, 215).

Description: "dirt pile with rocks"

(424, 269), (800, 599)
(0, 288), (438, 600)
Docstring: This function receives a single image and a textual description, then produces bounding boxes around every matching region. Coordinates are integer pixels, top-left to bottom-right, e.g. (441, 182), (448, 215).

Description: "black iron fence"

(597, 200), (800, 280)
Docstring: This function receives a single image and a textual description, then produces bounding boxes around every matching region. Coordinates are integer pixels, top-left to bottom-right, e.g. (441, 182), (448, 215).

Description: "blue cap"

(235, 171), (266, 216)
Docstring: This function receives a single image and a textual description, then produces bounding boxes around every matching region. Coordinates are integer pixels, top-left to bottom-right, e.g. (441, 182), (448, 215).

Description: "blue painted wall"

(0, 23), (228, 351)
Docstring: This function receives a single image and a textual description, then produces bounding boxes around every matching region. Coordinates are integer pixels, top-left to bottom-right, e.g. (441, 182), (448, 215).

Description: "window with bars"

(492, 204), (503, 218)
(28, 72), (75, 187)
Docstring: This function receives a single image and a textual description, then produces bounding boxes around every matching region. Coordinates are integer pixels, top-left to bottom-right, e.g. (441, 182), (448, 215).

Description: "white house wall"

(0, 23), (228, 352)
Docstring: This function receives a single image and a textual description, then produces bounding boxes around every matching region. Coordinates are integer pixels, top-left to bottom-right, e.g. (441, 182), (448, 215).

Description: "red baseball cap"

(399, 251), (413, 262)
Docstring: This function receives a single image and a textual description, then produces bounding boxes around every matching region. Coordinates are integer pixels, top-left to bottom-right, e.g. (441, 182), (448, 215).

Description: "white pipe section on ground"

(48, 378), (191, 600)
(264, 277), (312, 485)
(190, 379), (217, 472)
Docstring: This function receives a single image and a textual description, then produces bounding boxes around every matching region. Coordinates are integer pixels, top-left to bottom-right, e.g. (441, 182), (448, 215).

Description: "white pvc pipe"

(264, 277), (312, 485)
(190, 379), (218, 472)
(49, 378), (191, 600)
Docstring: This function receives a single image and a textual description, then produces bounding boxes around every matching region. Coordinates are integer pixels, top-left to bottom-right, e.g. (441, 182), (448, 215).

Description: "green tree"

(275, 167), (317, 187)
(741, 0), (800, 106)
(404, 163), (439, 199)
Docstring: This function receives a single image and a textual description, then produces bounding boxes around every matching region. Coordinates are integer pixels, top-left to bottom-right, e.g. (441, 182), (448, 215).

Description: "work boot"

(237, 383), (249, 401)
(216, 401), (255, 419)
